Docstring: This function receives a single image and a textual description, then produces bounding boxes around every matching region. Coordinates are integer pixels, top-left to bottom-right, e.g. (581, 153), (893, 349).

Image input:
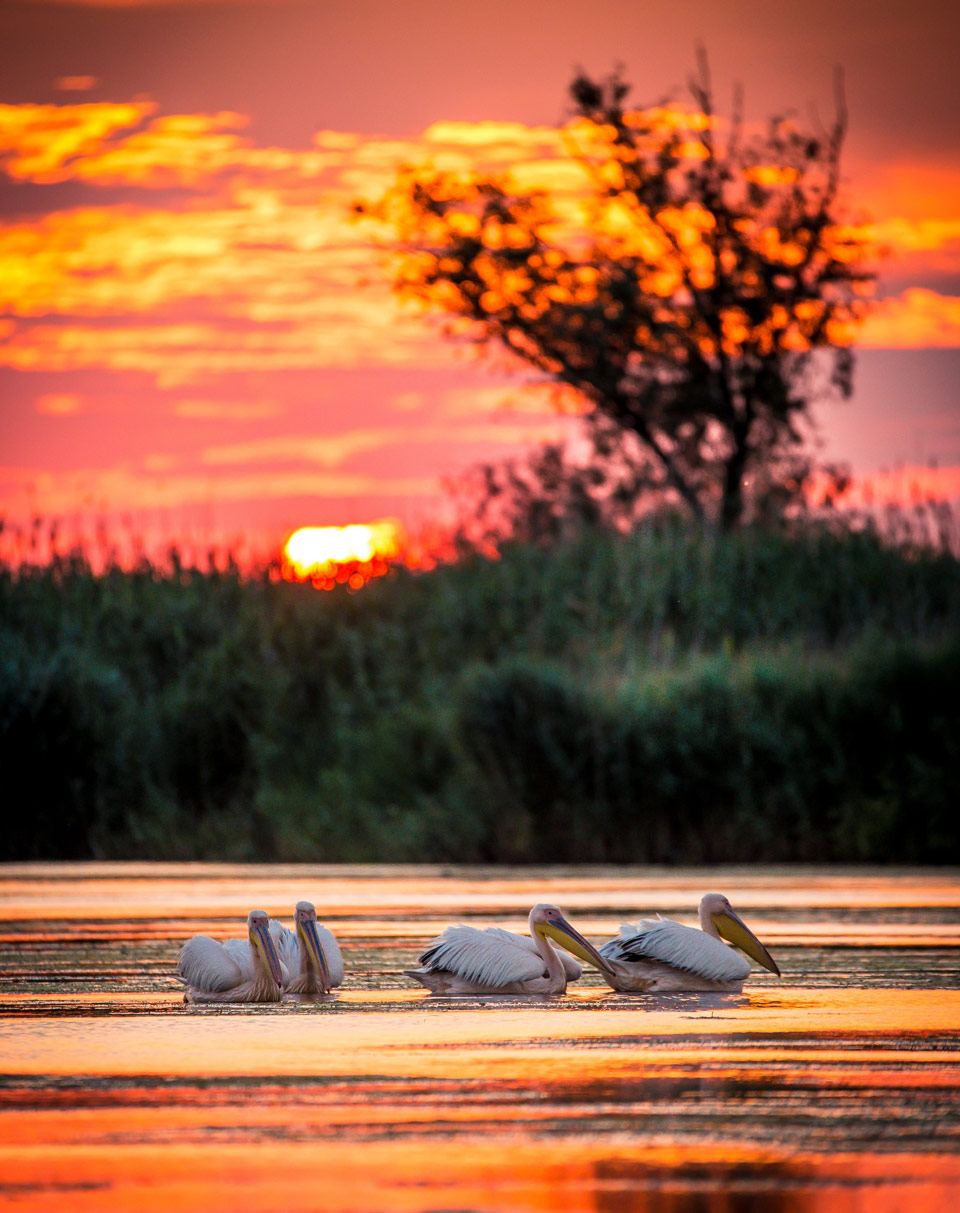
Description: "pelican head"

(701, 893), (780, 976)
(294, 900), (332, 993)
(248, 909), (283, 989)
(530, 904), (617, 977)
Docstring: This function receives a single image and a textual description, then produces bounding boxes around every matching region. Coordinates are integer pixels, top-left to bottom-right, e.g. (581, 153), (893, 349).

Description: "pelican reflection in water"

(405, 903), (617, 995)
(176, 909), (284, 1003)
(598, 892), (781, 992)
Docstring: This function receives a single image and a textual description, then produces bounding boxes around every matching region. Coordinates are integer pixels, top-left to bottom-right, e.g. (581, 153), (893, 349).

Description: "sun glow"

(282, 521), (402, 588)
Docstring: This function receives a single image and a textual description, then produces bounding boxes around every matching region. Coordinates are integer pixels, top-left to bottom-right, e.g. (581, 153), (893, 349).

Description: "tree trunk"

(719, 423), (750, 531)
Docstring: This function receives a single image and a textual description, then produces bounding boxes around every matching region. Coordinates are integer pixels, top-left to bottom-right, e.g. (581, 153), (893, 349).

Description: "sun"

(282, 521), (402, 587)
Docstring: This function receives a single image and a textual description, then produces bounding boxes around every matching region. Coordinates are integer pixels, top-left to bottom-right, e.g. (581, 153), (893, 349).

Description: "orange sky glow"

(1, 0), (958, 569)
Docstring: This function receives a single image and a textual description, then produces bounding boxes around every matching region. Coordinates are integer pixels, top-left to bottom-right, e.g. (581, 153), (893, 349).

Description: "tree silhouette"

(363, 51), (874, 532)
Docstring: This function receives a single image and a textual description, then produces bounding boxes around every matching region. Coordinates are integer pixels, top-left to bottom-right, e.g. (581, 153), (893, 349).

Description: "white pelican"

(274, 901), (344, 996)
(598, 892), (781, 992)
(176, 909), (284, 1003)
(405, 903), (617, 995)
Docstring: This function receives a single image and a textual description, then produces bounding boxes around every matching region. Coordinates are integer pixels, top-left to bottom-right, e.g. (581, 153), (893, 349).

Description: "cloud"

(436, 381), (590, 418)
(200, 417), (570, 470)
(869, 218), (960, 256)
(0, 463), (442, 519)
(3, 96), (958, 545)
(391, 390), (426, 412)
(54, 77), (99, 93)
(0, 101), (154, 180)
(0, 102), (361, 189)
(173, 399), (282, 420)
(859, 290), (960, 349)
(0, 315), (444, 384)
(422, 121), (563, 155)
(201, 428), (408, 469)
(854, 163), (960, 225)
(0, 196), (383, 320)
(35, 392), (83, 415)
(3, 97), (957, 395)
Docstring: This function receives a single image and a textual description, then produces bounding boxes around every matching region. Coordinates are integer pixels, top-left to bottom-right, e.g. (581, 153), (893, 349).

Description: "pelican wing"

(496, 928), (580, 979)
(215, 922), (295, 984)
(455, 927), (579, 979)
(315, 924), (344, 987)
(418, 925), (551, 988)
(601, 917), (750, 984)
(176, 936), (243, 993)
(222, 938), (255, 979)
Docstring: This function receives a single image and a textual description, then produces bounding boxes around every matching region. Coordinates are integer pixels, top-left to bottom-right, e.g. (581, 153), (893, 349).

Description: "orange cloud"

(0, 196), (381, 316)
(1, 99), (956, 453)
(856, 163), (960, 225)
(435, 382), (590, 418)
(0, 314), (443, 384)
(0, 107), (489, 387)
(35, 392), (84, 415)
(201, 428), (410, 469)
(201, 417), (570, 471)
(0, 101), (153, 180)
(0, 464), (443, 519)
(868, 218), (960, 256)
(0, 102), (364, 189)
(422, 121), (563, 157)
(3, 95), (956, 559)
(839, 214), (960, 283)
(54, 77), (99, 92)
(173, 399), (282, 420)
(391, 390), (427, 412)
(859, 290), (960, 348)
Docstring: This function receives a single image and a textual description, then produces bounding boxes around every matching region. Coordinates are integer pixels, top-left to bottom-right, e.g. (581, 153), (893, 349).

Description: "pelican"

(405, 903), (617, 995)
(274, 901), (344, 996)
(598, 892), (781, 992)
(176, 909), (284, 1003)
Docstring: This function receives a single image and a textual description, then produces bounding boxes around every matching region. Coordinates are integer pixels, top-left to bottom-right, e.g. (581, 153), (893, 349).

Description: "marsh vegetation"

(2, 512), (958, 862)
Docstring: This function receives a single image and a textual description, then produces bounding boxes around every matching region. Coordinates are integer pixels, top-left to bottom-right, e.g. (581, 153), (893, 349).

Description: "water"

(0, 864), (958, 1211)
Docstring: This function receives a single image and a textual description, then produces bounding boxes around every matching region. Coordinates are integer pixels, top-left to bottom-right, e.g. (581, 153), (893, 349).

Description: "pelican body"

(599, 893), (781, 993)
(405, 903), (617, 995)
(275, 901), (344, 996)
(177, 909), (284, 1003)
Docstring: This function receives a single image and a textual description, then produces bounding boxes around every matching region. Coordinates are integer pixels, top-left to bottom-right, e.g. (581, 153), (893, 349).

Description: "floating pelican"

(176, 909), (284, 1003)
(274, 901), (344, 996)
(405, 903), (617, 995)
(598, 892), (781, 992)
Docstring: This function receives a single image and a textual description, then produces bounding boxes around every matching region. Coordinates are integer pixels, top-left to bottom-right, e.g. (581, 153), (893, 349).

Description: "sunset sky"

(2, 0), (958, 561)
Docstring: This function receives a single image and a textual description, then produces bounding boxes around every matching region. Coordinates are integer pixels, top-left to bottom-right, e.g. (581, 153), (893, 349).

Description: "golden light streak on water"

(3, 989), (960, 1074)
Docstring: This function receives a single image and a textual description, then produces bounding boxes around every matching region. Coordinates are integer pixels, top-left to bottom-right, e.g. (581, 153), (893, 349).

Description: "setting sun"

(282, 521), (402, 587)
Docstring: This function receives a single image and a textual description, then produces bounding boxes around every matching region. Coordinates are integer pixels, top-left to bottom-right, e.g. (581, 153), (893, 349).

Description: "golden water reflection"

(0, 864), (958, 1211)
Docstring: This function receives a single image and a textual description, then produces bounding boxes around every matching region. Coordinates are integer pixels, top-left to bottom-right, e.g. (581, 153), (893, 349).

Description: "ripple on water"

(0, 864), (958, 1212)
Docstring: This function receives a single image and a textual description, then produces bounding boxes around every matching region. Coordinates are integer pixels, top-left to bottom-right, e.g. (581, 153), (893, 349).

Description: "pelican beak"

(251, 919), (284, 989)
(298, 917), (332, 993)
(539, 915), (618, 978)
(713, 909), (781, 976)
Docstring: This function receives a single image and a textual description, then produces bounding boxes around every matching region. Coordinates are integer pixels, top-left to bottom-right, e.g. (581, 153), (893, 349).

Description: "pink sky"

(1, 0), (958, 560)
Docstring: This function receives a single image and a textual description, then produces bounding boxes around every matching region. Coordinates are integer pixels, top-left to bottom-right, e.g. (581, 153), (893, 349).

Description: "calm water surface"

(0, 864), (958, 1212)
